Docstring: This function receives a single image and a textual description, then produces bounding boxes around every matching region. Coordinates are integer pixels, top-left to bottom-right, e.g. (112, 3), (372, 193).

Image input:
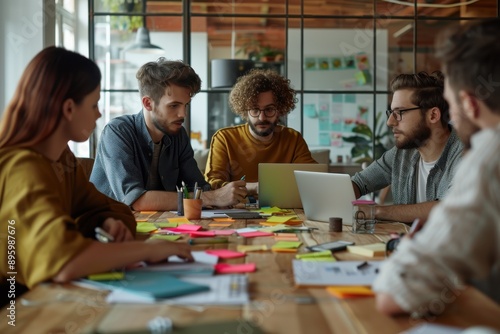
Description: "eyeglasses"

(248, 106), (278, 118)
(385, 106), (421, 121)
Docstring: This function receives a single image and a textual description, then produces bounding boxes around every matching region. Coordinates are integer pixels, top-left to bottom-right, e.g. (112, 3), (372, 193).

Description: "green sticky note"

(88, 272), (125, 281)
(153, 221), (178, 228)
(149, 234), (181, 241)
(296, 250), (333, 259)
(136, 222), (158, 233)
(272, 241), (302, 249)
(301, 257), (336, 262)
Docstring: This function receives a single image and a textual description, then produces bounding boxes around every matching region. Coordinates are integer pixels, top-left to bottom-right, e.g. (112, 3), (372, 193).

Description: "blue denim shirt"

(90, 110), (210, 206)
(351, 128), (464, 204)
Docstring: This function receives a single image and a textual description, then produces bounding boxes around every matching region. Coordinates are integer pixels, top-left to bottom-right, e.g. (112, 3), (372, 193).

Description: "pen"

(188, 237), (229, 245)
(356, 261), (369, 270)
(240, 175), (246, 181)
(182, 181), (189, 199)
(95, 227), (115, 243)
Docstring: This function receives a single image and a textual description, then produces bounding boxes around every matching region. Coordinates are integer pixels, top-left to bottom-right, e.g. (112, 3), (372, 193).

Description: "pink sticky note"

(215, 263), (256, 274)
(166, 225), (202, 233)
(205, 249), (246, 259)
(214, 229), (236, 236)
(190, 231), (216, 237)
(177, 224), (202, 231)
(238, 231), (274, 238)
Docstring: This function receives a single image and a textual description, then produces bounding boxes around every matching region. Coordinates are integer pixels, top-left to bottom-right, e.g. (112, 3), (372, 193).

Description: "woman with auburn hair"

(0, 47), (193, 305)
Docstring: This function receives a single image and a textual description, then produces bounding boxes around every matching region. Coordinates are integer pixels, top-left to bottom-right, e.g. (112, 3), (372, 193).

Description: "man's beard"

(395, 120), (431, 150)
(152, 110), (183, 137)
(249, 120), (278, 137)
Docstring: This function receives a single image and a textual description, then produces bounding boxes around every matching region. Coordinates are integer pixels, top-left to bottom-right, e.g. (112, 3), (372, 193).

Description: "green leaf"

(352, 124), (372, 137)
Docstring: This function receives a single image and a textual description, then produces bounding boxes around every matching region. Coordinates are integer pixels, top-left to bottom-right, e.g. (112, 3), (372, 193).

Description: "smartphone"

(306, 240), (354, 252)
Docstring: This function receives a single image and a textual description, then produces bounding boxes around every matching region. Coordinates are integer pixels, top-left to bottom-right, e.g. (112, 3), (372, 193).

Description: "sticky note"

(326, 286), (374, 299)
(190, 231), (216, 237)
(266, 216), (297, 223)
(272, 241), (302, 249)
(214, 229), (236, 236)
(212, 218), (235, 223)
(152, 221), (177, 228)
(135, 211), (158, 222)
(237, 244), (268, 253)
(205, 249), (246, 259)
(167, 217), (191, 224)
(149, 234), (181, 241)
(176, 224), (202, 231)
(238, 231), (274, 238)
(215, 263), (256, 274)
(136, 223), (158, 233)
(209, 223), (232, 227)
(88, 272), (125, 281)
(296, 250), (332, 259)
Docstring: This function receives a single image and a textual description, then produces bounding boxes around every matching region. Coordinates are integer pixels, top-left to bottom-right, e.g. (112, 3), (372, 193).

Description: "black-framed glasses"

(385, 106), (421, 121)
(248, 106), (278, 118)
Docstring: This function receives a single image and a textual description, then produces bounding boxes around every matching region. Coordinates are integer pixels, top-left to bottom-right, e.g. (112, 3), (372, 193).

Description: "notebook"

(258, 163), (329, 208)
(79, 271), (210, 300)
(294, 171), (356, 224)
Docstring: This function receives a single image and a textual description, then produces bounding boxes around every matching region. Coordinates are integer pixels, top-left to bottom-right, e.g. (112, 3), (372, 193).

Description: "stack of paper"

(292, 260), (382, 287)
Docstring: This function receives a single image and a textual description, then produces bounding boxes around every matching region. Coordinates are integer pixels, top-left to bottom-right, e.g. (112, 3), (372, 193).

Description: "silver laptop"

(258, 163), (329, 208)
(294, 171), (356, 225)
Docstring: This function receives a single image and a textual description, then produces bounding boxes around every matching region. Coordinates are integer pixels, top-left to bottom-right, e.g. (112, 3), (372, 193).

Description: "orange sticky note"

(213, 218), (235, 223)
(326, 286), (374, 299)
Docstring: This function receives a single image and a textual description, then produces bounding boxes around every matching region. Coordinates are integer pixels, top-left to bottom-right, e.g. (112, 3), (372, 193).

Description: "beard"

(395, 120), (431, 150)
(248, 119), (278, 137)
(151, 109), (184, 137)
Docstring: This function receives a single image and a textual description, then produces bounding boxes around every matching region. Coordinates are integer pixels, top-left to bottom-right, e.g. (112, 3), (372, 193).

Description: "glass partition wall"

(88, 0), (499, 162)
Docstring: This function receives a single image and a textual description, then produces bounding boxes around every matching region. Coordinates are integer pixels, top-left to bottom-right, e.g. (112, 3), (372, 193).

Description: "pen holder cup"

(352, 200), (377, 234)
(183, 199), (203, 220)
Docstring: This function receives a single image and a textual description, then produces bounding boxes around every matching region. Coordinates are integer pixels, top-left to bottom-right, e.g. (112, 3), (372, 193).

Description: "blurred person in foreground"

(374, 18), (500, 317)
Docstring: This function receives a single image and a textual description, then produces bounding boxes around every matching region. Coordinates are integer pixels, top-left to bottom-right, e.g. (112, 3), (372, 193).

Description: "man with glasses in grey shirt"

(351, 71), (463, 223)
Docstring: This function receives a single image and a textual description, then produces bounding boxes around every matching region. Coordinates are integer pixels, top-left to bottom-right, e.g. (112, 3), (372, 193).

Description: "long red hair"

(0, 47), (101, 148)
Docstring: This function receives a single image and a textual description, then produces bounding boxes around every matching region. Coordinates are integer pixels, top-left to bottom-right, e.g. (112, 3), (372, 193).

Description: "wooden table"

(2, 210), (499, 334)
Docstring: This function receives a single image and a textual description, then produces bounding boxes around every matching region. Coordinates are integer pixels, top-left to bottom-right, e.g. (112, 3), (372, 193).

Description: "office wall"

(0, 0), (47, 113)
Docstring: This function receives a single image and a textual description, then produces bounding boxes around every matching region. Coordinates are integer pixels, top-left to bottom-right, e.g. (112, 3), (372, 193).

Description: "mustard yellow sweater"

(205, 124), (316, 188)
(0, 148), (136, 288)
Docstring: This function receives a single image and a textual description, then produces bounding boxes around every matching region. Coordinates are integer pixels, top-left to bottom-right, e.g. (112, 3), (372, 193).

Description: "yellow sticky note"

(266, 216), (296, 223)
(237, 244), (269, 253)
(88, 272), (125, 281)
(136, 222), (158, 233)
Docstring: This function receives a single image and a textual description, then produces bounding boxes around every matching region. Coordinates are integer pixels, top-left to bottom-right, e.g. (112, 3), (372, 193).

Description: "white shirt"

(373, 125), (500, 315)
(416, 158), (437, 203)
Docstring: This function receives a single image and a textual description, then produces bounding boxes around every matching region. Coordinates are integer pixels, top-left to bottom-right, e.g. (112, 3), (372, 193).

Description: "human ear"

(458, 90), (479, 119)
(62, 98), (75, 121)
(142, 96), (153, 111)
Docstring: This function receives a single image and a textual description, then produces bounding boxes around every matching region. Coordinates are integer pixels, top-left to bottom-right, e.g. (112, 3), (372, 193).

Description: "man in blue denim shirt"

(352, 72), (463, 223)
(91, 59), (246, 211)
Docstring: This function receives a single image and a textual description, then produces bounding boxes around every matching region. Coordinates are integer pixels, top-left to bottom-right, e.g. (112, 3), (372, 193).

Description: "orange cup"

(183, 199), (203, 220)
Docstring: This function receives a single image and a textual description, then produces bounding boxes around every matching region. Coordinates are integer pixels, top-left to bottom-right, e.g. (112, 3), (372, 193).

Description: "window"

(88, 0), (499, 162)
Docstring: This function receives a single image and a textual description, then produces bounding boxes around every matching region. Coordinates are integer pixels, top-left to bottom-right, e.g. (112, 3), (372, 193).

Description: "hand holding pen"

(101, 217), (134, 242)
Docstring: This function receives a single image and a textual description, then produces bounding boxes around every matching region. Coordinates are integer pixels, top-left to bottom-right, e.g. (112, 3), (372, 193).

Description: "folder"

(80, 271), (209, 300)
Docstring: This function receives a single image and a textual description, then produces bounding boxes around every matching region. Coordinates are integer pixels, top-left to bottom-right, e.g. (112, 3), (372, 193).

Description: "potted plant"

(342, 111), (392, 164)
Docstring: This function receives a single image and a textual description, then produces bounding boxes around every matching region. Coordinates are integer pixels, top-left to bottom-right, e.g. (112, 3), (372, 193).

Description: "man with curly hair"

(205, 69), (316, 196)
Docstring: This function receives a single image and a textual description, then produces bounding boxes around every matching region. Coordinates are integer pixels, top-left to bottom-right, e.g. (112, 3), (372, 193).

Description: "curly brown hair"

(229, 69), (297, 120)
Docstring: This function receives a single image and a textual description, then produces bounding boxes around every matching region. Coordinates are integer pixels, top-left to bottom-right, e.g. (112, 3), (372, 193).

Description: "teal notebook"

(80, 271), (210, 299)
